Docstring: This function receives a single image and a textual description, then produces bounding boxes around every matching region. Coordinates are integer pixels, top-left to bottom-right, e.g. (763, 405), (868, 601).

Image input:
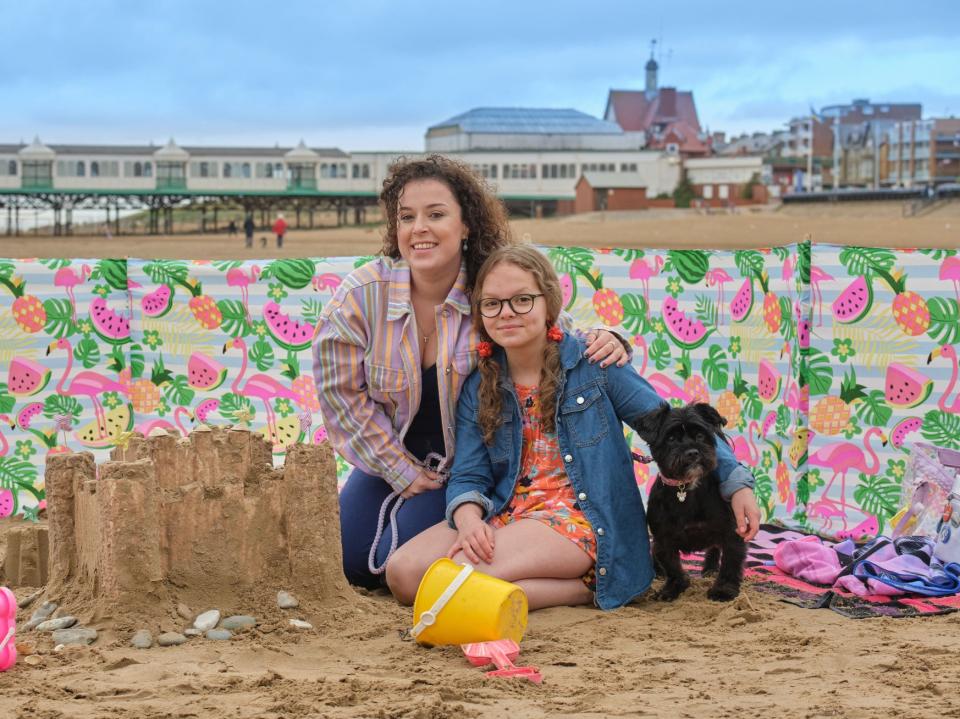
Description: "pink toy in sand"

(462, 639), (542, 684)
(0, 586), (16, 671)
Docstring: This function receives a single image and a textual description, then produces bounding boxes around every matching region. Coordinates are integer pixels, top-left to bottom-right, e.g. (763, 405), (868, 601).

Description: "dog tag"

(677, 488), (687, 502)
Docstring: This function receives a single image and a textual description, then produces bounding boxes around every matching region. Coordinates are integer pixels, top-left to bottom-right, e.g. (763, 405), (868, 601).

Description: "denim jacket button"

(576, 396), (584, 404)
(564, 454), (573, 463)
(578, 492), (587, 501)
(598, 567), (607, 576)
(596, 527), (605, 536)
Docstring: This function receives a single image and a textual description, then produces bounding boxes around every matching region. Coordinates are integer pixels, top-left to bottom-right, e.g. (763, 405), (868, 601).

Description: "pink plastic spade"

(462, 639), (542, 684)
(0, 587), (17, 672)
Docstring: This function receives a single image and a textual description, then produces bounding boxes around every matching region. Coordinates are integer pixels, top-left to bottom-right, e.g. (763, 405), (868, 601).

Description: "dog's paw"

(654, 580), (688, 602)
(706, 583), (740, 602)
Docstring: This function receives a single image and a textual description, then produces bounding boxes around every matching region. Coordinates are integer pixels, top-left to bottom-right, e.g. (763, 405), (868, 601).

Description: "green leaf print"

(353, 255), (376, 269)
(250, 338), (275, 371)
(921, 410), (960, 449)
(778, 297), (794, 340)
(0, 384), (13, 415)
(163, 375), (195, 407)
(612, 248), (645, 262)
(217, 299), (252, 338)
(619, 293), (650, 335)
(649, 337), (671, 371)
(702, 344), (730, 391)
(797, 239), (811, 285)
(838, 247), (895, 277)
(142, 260), (189, 287)
(853, 389), (893, 428)
(42, 394), (83, 420)
(733, 250), (765, 279)
(0, 458), (37, 489)
(775, 404), (791, 436)
(219, 392), (255, 425)
(43, 298), (77, 338)
(74, 337), (100, 369)
(753, 470), (773, 519)
(742, 386), (763, 421)
(926, 297), (960, 346)
(852, 473), (900, 532)
(804, 348), (834, 396)
(301, 298), (324, 326)
(39, 258), (71, 270)
(129, 344), (145, 379)
(212, 260), (243, 272)
(694, 295), (717, 327)
(547, 247), (596, 284)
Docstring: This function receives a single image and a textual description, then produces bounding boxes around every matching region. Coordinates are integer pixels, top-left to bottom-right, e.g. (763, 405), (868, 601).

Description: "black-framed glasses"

(478, 293), (544, 318)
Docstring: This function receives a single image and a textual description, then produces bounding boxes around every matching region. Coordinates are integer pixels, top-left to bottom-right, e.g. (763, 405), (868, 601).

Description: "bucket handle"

(0, 627), (13, 653)
(410, 563), (474, 639)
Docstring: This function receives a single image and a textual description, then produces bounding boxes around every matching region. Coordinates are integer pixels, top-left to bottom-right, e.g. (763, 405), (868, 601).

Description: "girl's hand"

(400, 470), (442, 499)
(584, 330), (629, 368)
(447, 506), (495, 564)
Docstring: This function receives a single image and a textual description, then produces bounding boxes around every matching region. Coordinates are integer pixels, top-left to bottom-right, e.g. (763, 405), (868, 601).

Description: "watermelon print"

(0, 243), (957, 541)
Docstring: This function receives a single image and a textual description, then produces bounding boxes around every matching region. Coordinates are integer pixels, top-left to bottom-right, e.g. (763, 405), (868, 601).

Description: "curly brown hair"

(379, 155), (514, 291)
(472, 245), (565, 445)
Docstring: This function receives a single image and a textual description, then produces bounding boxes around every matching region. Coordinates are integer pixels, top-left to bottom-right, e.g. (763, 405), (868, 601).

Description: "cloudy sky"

(4, 0), (959, 150)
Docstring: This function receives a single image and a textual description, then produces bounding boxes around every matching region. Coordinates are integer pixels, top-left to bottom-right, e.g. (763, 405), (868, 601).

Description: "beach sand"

(2, 202), (960, 718)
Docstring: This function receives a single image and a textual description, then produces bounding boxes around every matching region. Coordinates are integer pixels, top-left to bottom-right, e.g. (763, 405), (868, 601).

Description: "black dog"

(637, 403), (746, 602)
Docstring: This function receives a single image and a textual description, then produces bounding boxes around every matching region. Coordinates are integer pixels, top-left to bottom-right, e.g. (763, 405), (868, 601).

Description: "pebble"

(288, 619), (313, 630)
(220, 615), (256, 631)
(176, 603), (194, 621)
(277, 591), (299, 609)
(17, 589), (43, 609)
(36, 616), (78, 632)
(205, 629), (233, 641)
(24, 601), (58, 630)
(193, 610), (221, 632)
(157, 632), (188, 647)
(183, 628), (202, 637)
(52, 627), (97, 646)
(23, 655), (43, 666)
(131, 630), (153, 649)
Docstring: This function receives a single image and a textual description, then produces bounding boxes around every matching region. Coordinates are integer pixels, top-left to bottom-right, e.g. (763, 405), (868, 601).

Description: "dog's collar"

(657, 474), (690, 488)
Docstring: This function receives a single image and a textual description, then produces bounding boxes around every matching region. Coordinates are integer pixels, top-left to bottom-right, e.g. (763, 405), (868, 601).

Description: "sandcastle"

(3, 426), (352, 625)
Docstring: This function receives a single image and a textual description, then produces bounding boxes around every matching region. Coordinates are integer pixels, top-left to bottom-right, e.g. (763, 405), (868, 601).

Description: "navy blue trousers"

(339, 467), (447, 589)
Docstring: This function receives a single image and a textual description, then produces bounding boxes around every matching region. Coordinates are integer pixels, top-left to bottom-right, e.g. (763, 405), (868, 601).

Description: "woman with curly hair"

(314, 155), (629, 589)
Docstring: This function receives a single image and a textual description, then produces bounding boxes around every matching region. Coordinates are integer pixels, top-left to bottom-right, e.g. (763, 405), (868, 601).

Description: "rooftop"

(427, 107), (624, 136)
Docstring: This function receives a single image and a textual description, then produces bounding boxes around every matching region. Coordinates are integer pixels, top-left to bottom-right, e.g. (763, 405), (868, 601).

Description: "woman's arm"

(313, 290), (421, 493)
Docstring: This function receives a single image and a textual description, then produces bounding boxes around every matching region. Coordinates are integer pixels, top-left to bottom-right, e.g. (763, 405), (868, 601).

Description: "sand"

(2, 202), (960, 718)
(8, 201), (960, 260)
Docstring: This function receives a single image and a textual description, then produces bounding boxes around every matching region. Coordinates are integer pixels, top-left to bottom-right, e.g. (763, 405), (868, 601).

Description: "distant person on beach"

(384, 244), (760, 610)
(243, 214), (255, 249)
(272, 213), (288, 248)
(227, 219), (238, 238)
(313, 155), (630, 591)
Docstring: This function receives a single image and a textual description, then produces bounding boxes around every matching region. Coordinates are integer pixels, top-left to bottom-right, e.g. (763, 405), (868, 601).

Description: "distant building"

(574, 173), (648, 213)
(424, 107), (645, 152)
(886, 118), (960, 187)
(603, 52), (709, 157)
(683, 156), (773, 205)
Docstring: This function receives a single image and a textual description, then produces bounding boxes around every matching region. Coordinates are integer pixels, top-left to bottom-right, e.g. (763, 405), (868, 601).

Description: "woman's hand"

(730, 487), (762, 541)
(447, 504), (495, 564)
(584, 330), (629, 368)
(400, 469), (442, 499)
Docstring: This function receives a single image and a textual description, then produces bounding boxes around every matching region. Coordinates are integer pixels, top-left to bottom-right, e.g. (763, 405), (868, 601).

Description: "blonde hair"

(471, 245), (564, 445)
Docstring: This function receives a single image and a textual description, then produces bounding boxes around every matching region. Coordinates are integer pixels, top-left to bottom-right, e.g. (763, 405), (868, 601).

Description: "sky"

(3, 0), (959, 151)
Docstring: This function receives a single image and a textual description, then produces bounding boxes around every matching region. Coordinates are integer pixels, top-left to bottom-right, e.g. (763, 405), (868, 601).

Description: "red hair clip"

(477, 341), (493, 358)
(546, 326), (564, 342)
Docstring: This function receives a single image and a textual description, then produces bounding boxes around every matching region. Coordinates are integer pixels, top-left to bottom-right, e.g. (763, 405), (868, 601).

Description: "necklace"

(421, 325), (436, 346)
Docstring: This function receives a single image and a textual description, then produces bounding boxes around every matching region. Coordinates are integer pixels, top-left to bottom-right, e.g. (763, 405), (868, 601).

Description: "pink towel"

(773, 536), (843, 584)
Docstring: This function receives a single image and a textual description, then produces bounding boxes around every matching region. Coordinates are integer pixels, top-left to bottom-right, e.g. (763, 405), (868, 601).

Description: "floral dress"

(490, 384), (597, 565)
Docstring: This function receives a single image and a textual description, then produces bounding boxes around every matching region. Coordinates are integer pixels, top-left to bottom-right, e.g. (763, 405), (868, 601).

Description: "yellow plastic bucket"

(411, 558), (528, 646)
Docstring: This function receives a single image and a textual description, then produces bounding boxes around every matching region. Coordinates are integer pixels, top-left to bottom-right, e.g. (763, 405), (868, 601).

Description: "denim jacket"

(445, 334), (755, 610)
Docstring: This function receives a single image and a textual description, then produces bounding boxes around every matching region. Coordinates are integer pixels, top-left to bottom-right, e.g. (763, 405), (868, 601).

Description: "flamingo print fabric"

(0, 242), (957, 541)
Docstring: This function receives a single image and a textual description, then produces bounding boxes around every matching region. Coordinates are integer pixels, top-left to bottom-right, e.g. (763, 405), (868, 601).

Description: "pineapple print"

(0, 274), (46, 333)
(768, 440), (794, 511)
(788, 428), (813, 469)
(809, 367), (866, 436)
(758, 270), (781, 334)
(186, 279), (223, 330)
(716, 390), (742, 431)
(290, 375), (320, 412)
(593, 288), (624, 326)
(119, 358), (173, 414)
(683, 376), (710, 404)
(890, 271), (930, 336)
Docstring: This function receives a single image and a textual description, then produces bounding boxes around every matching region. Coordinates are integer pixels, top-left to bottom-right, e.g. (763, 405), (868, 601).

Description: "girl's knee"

(385, 551), (421, 606)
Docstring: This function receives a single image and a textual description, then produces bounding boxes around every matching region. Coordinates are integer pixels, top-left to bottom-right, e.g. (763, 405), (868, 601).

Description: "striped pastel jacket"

(313, 257), (479, 492)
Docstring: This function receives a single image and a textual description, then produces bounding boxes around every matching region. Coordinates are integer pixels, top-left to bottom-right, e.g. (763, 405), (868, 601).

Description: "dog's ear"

(692, 403), (727, 433)
(635, 404), (670, 443)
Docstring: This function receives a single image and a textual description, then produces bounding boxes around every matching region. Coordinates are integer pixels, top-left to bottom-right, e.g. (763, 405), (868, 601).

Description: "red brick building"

(575, 173), (648, 213)
(603, 54), (709, 157)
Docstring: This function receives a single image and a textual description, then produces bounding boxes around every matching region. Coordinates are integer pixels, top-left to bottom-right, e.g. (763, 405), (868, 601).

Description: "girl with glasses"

(385, 245), (760, 610)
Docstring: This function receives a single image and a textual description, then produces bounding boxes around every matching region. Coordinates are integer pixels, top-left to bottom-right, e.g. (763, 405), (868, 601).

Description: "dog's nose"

(684, 448), (701, 462)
